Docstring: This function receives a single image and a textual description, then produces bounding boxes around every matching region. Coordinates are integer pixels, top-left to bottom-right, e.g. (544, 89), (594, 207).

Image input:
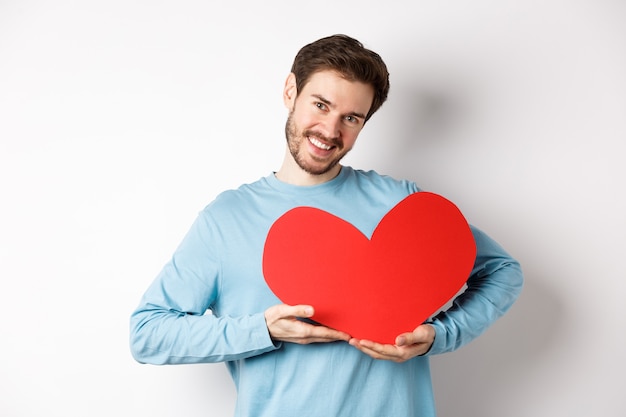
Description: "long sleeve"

(129, 211), (279, 365)
(426, 226), (523, 354)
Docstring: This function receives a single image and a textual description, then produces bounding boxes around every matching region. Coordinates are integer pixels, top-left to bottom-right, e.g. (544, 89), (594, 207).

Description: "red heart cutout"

(262, 192), (476, 344)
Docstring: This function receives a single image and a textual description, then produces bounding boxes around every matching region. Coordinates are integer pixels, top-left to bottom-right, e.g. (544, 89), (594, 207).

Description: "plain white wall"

(1, 1), (624, 416)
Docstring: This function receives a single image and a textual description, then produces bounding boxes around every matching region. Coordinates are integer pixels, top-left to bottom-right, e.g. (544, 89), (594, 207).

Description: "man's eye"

(316, 102), (327, 110)
(345, 116), (359, 124)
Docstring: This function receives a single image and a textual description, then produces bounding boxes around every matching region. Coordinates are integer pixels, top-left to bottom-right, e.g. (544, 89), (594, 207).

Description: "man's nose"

(320, 117), (342, 139)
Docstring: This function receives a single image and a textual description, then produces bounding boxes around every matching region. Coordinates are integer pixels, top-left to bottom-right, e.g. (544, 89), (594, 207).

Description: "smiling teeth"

(309, 137), (332, 150)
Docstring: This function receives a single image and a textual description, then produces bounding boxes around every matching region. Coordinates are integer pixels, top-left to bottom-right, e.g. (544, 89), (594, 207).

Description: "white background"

(1, 1), (625, 416)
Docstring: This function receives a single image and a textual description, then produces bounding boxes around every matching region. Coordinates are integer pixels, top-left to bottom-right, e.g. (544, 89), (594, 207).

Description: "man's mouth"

(308, 136), (333, 151)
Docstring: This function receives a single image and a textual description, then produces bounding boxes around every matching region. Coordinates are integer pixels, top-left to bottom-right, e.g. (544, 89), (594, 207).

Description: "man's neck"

(275, 149), (341, 186)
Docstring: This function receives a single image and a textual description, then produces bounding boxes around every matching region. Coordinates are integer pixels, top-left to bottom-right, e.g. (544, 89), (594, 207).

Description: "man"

(130, 34), (523, 416)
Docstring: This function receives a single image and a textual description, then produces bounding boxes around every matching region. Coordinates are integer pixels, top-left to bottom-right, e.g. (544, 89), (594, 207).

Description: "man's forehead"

(300, 71), (373, 113)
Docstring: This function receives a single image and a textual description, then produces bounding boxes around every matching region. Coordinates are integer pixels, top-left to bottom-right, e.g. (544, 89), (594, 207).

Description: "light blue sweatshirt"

(130, 167), (523, 416)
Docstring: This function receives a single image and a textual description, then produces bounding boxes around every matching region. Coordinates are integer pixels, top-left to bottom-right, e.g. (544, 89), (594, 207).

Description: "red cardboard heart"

(262, 192), (476, 344)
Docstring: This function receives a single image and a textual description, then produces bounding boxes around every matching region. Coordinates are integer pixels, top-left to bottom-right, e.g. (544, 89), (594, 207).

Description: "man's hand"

(349, 324), (435, 363)
(264, 304), (351, 344)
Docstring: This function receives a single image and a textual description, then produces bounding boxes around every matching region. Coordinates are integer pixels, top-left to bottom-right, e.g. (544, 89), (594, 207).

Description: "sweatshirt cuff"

(423, 321), (446, 356)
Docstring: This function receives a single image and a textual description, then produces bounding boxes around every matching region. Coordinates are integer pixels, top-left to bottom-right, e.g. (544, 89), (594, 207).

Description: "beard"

(284, 111), (348, 176)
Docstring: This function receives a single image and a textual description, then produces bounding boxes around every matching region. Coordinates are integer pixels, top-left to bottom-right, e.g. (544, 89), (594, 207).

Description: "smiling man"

(280, 70), (373, 183)
(130, 34), (523, 416)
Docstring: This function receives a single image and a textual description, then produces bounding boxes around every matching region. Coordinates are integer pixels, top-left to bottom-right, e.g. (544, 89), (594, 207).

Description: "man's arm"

(129, 212), (279, 365)
(427, 226), (523, 354)
(129, 212), (351, 365)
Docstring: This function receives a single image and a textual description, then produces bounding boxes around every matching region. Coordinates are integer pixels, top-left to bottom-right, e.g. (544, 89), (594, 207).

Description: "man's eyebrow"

(312, 94), (366, 119)
(312, 94), (333, 107)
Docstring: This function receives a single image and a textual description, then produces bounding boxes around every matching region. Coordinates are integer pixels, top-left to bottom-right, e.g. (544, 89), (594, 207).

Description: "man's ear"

(283, 73), (297, 110)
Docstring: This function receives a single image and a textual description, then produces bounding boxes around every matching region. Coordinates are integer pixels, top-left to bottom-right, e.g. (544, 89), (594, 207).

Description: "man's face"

(283, 70), (374, 177)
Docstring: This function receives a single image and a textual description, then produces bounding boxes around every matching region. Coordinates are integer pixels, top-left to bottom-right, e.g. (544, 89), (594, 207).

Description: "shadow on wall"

(431, 273), (565, 417)
(367, 75), (480, 190)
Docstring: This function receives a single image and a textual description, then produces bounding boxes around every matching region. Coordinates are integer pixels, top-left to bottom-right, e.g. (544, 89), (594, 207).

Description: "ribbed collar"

(264, 165), (352, 196)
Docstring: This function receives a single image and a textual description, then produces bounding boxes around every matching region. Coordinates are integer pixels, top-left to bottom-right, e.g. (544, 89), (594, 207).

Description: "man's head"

(290, 34), (390, 123)
(277, 35), (389, 185)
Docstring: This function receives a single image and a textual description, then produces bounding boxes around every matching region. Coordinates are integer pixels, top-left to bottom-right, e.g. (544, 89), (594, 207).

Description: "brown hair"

(290, 34), (390, 122)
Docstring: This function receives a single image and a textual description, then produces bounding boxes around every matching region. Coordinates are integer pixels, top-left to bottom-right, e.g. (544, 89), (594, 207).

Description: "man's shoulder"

(202, 175), (271, 212)
(344, 167), (419, 193)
